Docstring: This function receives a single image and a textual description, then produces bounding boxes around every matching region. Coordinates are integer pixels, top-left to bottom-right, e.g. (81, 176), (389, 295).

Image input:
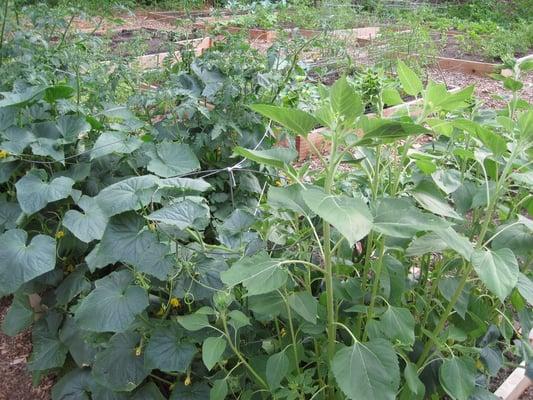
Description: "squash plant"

(1, 7), (533, 400)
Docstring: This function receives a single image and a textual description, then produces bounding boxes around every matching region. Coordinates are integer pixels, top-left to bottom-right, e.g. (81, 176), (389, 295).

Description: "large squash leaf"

(0, 229), (56, 295)
(74, 270), (149, 332)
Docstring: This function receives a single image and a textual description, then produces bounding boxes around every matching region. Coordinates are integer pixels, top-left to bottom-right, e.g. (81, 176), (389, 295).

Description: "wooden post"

(493, 329), (533, 400)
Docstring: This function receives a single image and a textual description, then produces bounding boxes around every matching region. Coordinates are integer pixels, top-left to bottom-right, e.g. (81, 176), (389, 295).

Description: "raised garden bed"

(133, 36), (213, 69)
(97, 27), (206, 56)
(147, 9), (246, 21)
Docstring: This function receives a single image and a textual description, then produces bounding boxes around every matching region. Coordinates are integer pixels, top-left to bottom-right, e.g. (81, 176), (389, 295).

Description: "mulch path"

(0, 298), (53, 400)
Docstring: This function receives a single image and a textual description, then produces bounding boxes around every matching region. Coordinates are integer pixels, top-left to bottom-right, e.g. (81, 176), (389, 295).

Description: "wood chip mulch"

(0, 298), (53, 400)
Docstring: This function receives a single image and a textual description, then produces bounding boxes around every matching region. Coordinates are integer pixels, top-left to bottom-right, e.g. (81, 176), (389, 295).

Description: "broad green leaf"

(0, 196), (22, 231)
(517, 273), (533, 305)
(0, 229), (56, 295)
(476, 127), (507, 156)
(54, 266), (90, 306)
(51, 368), (92, 400)
(0, 84), (72, 107)
(469, 387), (500, 400)
(221, 253), (287, 296)
(93, 332), (150, 392)
(90, 131), (142, 159)
(145, 325), (196, 373)
(412, 180), (462, 220)
(332, 339), (400, 400)
(380, 306), (415, 346)
(427, 118), (453, 136)
(233, 147), (297, 169)
(288, 291), (318, 324)
(147, 199), (210, 230)
(471, 248), (519, 302)
(427, 82), (474, 111)
(492, 222), (533, 257)
(0, 126), (35, 154)
(373, 198), (449, 238)
(56, 115), (90, 142)
(511, 171), (533, 187)
(95, 175), (159, 217)
(147, 141), (200, 178)
(74, 270), (149, 332)
(439, 357), (476, 400)
(249, 104), (317, 136)
(406, 232), (447, 256)
(302, 187), (373, 245)
(30, 137), (64, 162)
(382, 87), (403, 106)
(404, 362), (425, 397)
(480, 346), (503, 376)
(1, 293), (33, 336)
(248, 292), (286, 320)
(268, 184), (309, 214)
(439, 277), (471, 319)
(170, 382), (210, 400)
(266, 350), (289, 389)
(58, 317), (97, 368)
(28, 315), (68, 371)
(87, 213), (172, 279)
(431, 169), (462, 194)
(210, 379), (228, 400)
(44, 84), (75, 103)
(227, 310), (251, 332)
(518, 109), (533, 139)
(434, 227), (474, 259)
(397, 60), (423, 96)
(131, 382), (165, 400)
(158, 177), (212, 193)
(202, 336), (226, 371)
(177, 313), (211, 331)
(359, 119), (429, 145)
(15, 172), (74, 215)
(503, 77), (523, 91)
(63, 195), (108, 243)
(172, 256), (228, 301)
(330, 76), (363, 123)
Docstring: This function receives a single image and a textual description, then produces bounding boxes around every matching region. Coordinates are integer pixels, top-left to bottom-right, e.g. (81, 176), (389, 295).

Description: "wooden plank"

(494, 362), (531, 400)
(436, 56), (499, 76)
(493, 329), (533, 400)
(133, 37), (212, 70)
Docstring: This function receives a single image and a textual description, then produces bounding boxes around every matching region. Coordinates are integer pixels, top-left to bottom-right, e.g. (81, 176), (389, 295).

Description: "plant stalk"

(0, 0), (9, 67)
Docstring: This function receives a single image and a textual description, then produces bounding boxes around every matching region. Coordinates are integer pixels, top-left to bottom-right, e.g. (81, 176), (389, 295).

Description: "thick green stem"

(221, 314), (268, 389)
(363, 241), (385, 341)
(283, 291), (303, 379)
(416, 262), (471, 368)
(0, 0), (9, 67)
(322, 134), (338, 399)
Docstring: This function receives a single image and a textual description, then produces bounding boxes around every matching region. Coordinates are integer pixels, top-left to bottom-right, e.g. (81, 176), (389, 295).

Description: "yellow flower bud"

(156, 306), (166, 316)
(0, 150), (9, 159)
(148, 222), (157, 232)
(135, 346), (142, 357)
(55, 230), (65, 239)
(184, 375), (192, 386)
(280, 328), (286, 337)
(169, 297), (181, 309)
